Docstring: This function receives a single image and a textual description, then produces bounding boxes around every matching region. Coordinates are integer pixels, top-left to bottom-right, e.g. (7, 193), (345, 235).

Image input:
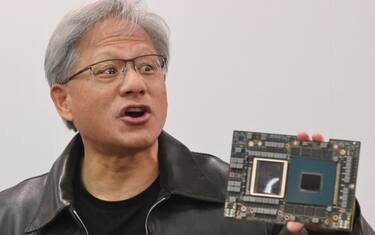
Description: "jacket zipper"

(68, 194), (169, 235)
(145, 195), (169, 235)
(70, 208), (90, 235)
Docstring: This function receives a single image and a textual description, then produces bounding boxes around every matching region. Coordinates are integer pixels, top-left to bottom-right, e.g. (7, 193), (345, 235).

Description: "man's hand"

(286, 132), (324, 233)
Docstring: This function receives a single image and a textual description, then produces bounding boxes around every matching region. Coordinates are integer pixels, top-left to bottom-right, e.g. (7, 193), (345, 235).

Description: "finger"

(312, 133), (324, 142)
(286, 221), (305, 233)
(297, 132), (310, 141)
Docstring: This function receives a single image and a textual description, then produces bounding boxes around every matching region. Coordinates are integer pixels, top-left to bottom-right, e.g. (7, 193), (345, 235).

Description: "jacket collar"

(25, 134), (83, 233)
(157, 131), (224, 202)
(25, 131), (224, 233)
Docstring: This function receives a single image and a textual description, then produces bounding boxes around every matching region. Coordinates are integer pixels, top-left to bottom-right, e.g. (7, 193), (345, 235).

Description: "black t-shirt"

(73, 174), (160, 235)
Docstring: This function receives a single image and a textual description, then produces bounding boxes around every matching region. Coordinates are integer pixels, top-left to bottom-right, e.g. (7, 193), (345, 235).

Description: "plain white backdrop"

(0, 0), (374, 226)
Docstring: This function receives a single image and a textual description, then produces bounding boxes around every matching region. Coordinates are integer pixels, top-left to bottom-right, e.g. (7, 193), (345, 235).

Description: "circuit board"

(224, 131), (360, 231)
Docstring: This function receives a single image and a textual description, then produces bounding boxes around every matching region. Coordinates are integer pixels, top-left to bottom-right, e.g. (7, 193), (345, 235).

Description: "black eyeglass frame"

(61, 54), (167, 84)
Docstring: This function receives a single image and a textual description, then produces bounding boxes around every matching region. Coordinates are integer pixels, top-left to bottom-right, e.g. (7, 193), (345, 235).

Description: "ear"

(50, 84), (74, 122)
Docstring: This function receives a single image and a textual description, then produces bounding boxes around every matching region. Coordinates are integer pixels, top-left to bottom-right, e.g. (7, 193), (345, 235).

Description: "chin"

(117, 129), (160, 150)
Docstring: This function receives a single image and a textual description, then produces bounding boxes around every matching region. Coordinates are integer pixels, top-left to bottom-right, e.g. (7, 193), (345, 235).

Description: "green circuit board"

(224, 131), (361, 231)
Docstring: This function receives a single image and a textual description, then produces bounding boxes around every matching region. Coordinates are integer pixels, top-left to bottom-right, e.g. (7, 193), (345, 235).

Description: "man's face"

(53, 18), (168, 153)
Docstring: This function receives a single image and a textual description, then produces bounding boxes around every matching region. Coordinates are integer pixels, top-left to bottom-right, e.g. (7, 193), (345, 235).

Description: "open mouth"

(125, 107), (147, 118)
(121, 106), (151, 122)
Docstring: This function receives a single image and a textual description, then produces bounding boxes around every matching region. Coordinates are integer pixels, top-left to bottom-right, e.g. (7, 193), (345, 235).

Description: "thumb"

(286, 222), (305, 233)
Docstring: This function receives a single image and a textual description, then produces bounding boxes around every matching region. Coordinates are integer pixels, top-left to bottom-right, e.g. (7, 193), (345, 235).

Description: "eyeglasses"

(62, 54), (167, 84)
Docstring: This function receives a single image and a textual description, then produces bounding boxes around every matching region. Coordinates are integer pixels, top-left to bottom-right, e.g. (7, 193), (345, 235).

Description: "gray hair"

(44, 0), (170, 130)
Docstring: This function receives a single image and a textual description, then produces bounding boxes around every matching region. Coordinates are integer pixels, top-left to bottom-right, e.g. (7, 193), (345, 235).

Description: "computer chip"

(224, 131), (360, 231)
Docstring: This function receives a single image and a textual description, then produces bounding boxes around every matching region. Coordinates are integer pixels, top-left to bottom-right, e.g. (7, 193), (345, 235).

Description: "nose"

(118, 64), (147, 97)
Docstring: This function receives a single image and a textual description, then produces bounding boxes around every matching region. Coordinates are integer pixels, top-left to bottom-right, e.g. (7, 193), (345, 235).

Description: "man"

(0, 0), (373, 234)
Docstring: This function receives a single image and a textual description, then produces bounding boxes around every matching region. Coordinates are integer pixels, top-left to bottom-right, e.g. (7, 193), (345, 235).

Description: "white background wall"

(0, 0), (374, 227)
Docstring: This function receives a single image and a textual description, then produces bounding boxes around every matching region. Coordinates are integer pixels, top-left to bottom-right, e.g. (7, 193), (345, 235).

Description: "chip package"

(224, 131), (361, 231)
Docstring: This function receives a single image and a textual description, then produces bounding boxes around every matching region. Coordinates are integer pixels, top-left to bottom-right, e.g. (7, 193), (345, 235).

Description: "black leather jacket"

(0, 132), (373, 235)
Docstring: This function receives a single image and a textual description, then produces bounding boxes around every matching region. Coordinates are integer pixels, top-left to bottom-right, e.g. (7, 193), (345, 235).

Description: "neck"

(80, 140), (159, 201)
